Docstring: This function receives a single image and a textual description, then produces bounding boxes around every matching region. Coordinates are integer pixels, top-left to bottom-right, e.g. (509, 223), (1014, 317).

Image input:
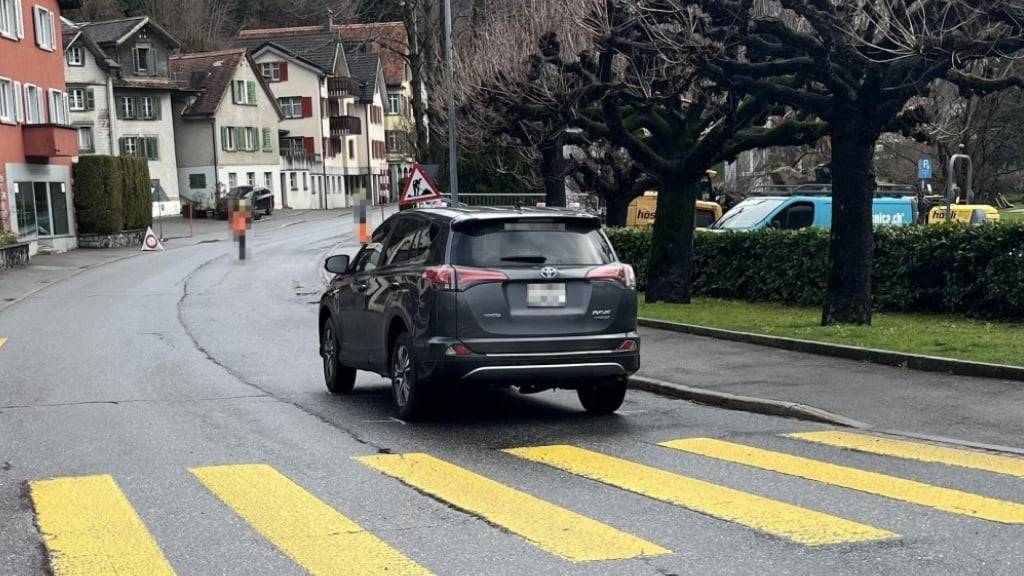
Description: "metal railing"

(280, 149), (318, 171)
(330, 115), (361, 136)
(441, 193), (547, 207)
(748, 182), (918, 197)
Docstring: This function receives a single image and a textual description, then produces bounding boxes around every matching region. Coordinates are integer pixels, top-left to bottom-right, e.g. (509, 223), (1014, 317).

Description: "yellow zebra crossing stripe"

(29, 474), (176, 576)
(504, 445), (895, 546)
(356, 452), (670, 562)
(191, 464), (430, 576)
(787, 431), (1024, 479)
(662, 438), (1024, 524)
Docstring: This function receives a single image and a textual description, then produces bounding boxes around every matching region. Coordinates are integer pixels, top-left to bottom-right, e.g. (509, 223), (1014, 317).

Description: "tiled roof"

(77, 17), (146, 46)
(233, 29), (339, 73)
(170, 49), (248, 116)
(114, 78), (180, 90)
(334, 22), (408, 86)
(63, 21), (120, 70)
(345, 52), (381, 102)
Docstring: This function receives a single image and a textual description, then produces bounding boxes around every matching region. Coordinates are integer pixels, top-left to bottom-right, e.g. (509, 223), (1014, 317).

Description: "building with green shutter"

(63, 16), (183, 218)
(169, 49), (284, 212)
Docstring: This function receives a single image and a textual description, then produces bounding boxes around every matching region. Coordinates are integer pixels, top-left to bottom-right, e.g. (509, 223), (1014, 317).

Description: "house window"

(386, 131), (405, 154)
(66, 46), (84, 66)
(68, 87), (86, 111)
(24, 84), (43, 123)
(47, 89), (69, 125)
(77, 126), (94, 152)
(246, 172), (255, 186)
(244, 127), (257, 151)
(232, 80), (246, 104)
(260, 62), (281, 82)
(289, 172), (297, 190)
(302, 172), (307, 191)
(278, 97), (302, 119)
(228, 173), (238, 188)
(0, 78), (13, 124)
(387, 93), (402, 115)
(1, 0), (25, 40)
(140, 96), (155, 119)
(33, 5), (55, 51)
(264, 172), (272, 189)
(119, 96), (135, 119)
(189, 173), (207, 189)
(121, 136), (138, 156)
(222, 126), (236, 151)
(132, 44), (153, 75)
(348, 139), (355, 159)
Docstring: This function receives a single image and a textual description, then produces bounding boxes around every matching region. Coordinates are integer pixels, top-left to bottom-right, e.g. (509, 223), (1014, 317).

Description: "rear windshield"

(451, 220), (615, 267)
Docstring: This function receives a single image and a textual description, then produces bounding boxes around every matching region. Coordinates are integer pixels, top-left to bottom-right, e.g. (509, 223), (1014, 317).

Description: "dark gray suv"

(318, 207), (640, 419)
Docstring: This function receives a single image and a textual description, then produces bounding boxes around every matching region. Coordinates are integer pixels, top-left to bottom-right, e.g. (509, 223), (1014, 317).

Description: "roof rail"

(747, 182), (917, 198)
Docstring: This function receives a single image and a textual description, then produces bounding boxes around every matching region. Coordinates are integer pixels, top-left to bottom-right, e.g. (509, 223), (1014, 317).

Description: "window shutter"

(221, 126), (230, 151)
(262, 128), (272, 151)
(230, 81), (238, 103)
(62, 93), (69, 125)
(119, 137), (127, 155)
(301, 97), (312, 118)
(303, 137), (315, 156)
(33, 7), (42, 47)
(235, 127), (245, 150)
(115, 97), (124, 119)
(145, 137), (158, 160)
(147, 49), (156, 76)
(13, 81), (22, 123)
(85, 88), (95, 111)
(252, 127), (260, 151)
(247, 81), (257, 105)
(134, 96), (143, 120)
(279, 63), (288, 81)
(14, 0), (24, 39)
(37, 88), (45, 123)
(152, 97), (161, 119)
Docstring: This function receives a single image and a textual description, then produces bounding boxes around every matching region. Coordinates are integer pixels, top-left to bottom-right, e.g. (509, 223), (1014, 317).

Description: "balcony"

(22, 125), (79, 158)
(280, 148), (318, 171)
(330, 116), (362, 137)
(328, 77), (363, 99)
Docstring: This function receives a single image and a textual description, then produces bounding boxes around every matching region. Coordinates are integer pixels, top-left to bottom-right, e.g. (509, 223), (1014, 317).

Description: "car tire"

(578, 378), (627, 415)
(390, 332), (431, 421)
(266, 205), (273, 217)
(321, 320), (356, 394)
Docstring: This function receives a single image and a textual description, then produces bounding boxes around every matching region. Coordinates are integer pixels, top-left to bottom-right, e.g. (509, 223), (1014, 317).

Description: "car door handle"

(355, 282), (368, 292)
(389, 282), (401, 290)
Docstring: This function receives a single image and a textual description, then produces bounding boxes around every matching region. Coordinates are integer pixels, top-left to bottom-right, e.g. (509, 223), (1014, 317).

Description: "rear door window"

(452, 220), (614, 267)
(771, 201), (815, 229)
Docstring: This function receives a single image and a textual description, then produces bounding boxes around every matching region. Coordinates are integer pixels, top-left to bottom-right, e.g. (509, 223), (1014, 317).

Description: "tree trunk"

(821, 125), (878, 325)
(645, 176), (698, 304)
(604, 191), (629, 227)
(539, 131), (566, 207)
(402, 3), (431, 161)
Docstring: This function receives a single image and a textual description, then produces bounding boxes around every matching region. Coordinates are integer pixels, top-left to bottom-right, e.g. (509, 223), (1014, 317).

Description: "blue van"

(709, 195), (917, 232)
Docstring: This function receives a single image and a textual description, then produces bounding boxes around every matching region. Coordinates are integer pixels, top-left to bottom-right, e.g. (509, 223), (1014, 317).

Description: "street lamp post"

(444, 0), (459, 204)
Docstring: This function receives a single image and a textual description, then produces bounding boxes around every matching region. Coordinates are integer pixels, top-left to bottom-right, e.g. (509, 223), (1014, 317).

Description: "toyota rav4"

(318, 207), (640, 420)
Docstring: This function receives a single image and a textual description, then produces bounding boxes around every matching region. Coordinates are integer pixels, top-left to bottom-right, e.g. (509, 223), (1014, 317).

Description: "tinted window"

(771, 201), (815, 229)
(384, 217), (421, 266)
(695, 208), (717, 228)
(452, 220), (614, 267)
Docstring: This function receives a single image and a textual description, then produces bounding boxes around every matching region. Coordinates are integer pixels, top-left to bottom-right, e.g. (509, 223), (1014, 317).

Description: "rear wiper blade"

(500, 255), (548, 263)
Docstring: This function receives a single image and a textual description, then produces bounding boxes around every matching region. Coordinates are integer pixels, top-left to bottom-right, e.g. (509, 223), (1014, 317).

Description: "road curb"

(629, 375), (872, 429)
(640, 318), (1024, 383)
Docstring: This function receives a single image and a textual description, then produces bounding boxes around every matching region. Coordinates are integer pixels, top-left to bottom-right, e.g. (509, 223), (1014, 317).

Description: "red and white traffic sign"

(141, 227), (164, 252)
(399, 164), (443, 206)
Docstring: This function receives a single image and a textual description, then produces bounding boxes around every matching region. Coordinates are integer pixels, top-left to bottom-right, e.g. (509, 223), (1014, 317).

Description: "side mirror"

(324, 254), (350, 275)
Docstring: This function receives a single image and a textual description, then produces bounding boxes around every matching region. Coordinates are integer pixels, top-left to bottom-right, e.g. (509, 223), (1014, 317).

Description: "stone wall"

(0, 242), (30, 270)
(78, 229), (146, 249)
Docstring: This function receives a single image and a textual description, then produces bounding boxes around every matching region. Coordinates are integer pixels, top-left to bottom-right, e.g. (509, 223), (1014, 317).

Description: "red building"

(1, 0), (81, 253)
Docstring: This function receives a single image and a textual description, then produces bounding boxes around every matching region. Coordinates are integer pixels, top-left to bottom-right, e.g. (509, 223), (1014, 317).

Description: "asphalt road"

(1, 212), (1022, 575)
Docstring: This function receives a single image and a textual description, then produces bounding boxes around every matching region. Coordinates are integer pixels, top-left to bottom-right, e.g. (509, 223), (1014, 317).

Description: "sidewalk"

(0, 209), (336, 311)
(637, 326), (1024, 449)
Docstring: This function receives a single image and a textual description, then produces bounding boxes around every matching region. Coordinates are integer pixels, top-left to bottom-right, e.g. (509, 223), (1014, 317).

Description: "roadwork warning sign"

(399, 164), (443, 205)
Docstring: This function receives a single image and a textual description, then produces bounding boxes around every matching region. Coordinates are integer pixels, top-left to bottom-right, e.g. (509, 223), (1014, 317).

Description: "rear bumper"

(416, 333), (641, 387)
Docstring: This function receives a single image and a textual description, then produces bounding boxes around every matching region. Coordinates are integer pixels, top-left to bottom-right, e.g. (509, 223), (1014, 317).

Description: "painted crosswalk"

(25, 432), (1024, 574)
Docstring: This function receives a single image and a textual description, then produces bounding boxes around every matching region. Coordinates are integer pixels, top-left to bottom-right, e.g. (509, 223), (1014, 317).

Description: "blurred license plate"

(527, 283), (566, 307)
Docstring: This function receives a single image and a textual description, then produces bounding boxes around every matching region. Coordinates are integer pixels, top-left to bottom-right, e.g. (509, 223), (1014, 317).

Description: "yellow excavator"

(925, 154), (1001, 224)
(626, 170), (724, 228)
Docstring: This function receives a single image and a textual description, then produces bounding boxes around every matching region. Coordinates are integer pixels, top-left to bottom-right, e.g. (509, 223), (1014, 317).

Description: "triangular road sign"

(400, 164), (443, 205)
(141, 227), (165, 251)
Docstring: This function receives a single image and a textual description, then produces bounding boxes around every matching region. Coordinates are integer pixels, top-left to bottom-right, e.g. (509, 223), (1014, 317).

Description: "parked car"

(710, 195), (917, 231)
(215, 186), (274, 220)
(318, 207), (640, 420)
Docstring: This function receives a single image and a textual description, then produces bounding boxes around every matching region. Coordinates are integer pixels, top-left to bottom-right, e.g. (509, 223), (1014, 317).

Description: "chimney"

(325, 9), (334, 32)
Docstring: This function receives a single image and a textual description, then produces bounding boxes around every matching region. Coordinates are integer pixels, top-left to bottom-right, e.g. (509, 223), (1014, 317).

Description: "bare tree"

(690, 0), (1024, 324)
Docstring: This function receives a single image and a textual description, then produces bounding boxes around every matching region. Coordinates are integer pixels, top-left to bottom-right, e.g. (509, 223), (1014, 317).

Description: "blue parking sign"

(918, 159), (933, 180)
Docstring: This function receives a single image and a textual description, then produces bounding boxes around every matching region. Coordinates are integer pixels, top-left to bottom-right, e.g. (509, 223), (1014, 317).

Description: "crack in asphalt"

(174, 242), (391, 453)
(0, 394), (270, 411)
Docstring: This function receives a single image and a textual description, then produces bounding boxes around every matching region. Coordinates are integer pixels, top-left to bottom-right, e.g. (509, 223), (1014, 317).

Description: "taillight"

(423, 266), (508, 291)
(587, 263), (637, 290)
(616, 339), (638, 352)
(445, 344), (473, 356)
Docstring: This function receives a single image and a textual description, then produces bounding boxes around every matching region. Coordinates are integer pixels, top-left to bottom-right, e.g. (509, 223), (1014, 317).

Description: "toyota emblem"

(540, 266), (558, 279)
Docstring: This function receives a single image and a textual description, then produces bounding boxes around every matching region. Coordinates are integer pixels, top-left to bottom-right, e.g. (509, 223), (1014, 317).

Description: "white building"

(235, 23), (389, 208)
(63, 16), (182, 217)
(169, 49), (282, 210)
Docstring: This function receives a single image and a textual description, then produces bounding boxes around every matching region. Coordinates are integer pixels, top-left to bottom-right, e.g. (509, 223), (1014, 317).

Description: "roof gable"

(170, 49), (282, 119)
(234, 29), (341, 74)
(78, 16), (181, 49)
(334, 22), (408, 86)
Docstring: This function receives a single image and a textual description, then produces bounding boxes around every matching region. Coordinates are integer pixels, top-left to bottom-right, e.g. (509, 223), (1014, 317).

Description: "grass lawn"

(639, 297), (1024, 367)
(999, 208), (1024, 223)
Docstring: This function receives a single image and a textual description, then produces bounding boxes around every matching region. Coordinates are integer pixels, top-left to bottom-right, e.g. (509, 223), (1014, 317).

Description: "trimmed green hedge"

(606, 224), (1024, 319)
(73, 156), (152, 235)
